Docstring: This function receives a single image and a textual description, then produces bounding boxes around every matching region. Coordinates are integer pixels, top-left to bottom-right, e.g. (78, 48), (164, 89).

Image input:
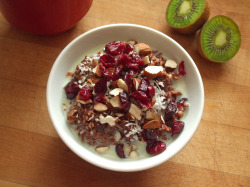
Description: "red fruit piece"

(126, 63), (139, 72)
(105, 41), (125, 56)
(119, 91), (130, 112)
(93, 93), (106, 105)
(147, 85), (155, 98)
(94, 78), (107, 94)
(124, 43), (134, 54)
(178, 61), (186, 76)
(117, 54), (132, 66)
(130, 53), (144, 70)
(99, 65), (111, 80)
(78, 86), (92, 101)
(111, 67), (122, 81)
(65, 80), (80, 100)
(130, 91), (152, 108)
(115, 143), (126, 158)
(99, 54), (116, 68)
(124, 70), (135, 92)
(171, 121), (184, 136)
(146, 141), (166, 155)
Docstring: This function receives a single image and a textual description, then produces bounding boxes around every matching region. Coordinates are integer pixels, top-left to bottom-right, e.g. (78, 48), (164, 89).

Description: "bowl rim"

(47, 23), (204, 172)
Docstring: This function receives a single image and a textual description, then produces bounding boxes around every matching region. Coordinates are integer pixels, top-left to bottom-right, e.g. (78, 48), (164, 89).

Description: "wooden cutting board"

(0, 0), (249, 186)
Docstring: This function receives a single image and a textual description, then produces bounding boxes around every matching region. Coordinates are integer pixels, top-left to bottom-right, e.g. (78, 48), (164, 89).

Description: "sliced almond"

(114, 131), (121, 142)
(145, 109), (160, 121)
(110, 88), (123, 96)
(143, 120), (161, 129)
(115, 113), (124, 117)
(142, 55), (150, 65)
(77, 99), (92, 105)
(117, 79), (128, 92)
(94, 103), (108, 112)
(132, 78), (141, 91)
(99, 114), (117, 127)
(76, 95), (92, 105)
(93, 65), (102, 77)
(95, 145), (109, 154)
(110, 95), (122, 108)
(144, 65), (164, 79)
(165, 59), (177, 69)
(129, 103), (141, 120)
(134, 43), (151, 55)
(92, 59), (98, 68)
(129, 150), (138, 158)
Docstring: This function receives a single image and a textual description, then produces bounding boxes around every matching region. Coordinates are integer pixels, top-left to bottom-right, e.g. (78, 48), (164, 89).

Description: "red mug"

(0, 0), (93, 35)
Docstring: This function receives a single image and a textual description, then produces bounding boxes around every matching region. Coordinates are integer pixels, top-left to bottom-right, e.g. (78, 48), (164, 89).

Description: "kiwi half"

(166, 0), (210, 34)
(198, 15), (241, 63)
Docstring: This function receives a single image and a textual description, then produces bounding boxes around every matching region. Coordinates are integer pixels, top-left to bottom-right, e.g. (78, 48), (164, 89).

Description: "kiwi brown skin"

(197, 30), (215, 62)
(168, 0), (210, 34)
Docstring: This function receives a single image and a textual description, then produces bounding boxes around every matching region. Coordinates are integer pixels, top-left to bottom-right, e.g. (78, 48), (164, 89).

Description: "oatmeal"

(64, 40), (189, 159)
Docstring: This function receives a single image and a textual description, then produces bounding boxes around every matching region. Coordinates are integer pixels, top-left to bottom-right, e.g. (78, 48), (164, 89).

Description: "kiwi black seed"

(198, 15), (241, 63)
(166, 0), (210, 34)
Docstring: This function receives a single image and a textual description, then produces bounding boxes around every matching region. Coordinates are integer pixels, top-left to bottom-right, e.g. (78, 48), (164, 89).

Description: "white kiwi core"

(215, 31), (227, 47)
(179, 1), (192, 15)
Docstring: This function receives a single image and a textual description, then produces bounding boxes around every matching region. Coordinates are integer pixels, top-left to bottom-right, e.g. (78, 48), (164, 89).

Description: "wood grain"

(0, 0), (249, 186)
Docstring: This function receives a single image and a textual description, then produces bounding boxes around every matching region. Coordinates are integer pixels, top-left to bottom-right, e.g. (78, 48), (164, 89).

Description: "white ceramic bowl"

(47, 24), (204, 172)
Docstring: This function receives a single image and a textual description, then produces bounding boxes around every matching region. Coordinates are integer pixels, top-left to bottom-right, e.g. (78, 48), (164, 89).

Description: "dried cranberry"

(138, 78), (149, 92)
(115, 143), (126, 158)
(130, 91), (152, 108)
(119, 92), (130, 112)
(99, 54), (116, 68)
(124, 43), (134, 54)
(126, 63), (139, 72)
(93, 93), (106, 104)
(178, 61), (186, 76)
(111, 67), (122, 81)
(117, 54), (132, 66)
(130, 53), (144, 70)
(165, 100), (177, 122)
(146, 141), (166, 155)
(99, 65), (111, 80)
(124, 70), (135, 92)
(94, 78), (107, 94)
(171, 121), (184, 136)
(105, 41), (125, 56)
(65, 80), (80, 100)
(78, 86), (92, 101)
(147, 85), (155, 98)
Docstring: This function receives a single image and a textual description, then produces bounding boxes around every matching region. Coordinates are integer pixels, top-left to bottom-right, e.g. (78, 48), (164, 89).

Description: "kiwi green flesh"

(166, 0), (206, 28)
(200, 15), (241, 62)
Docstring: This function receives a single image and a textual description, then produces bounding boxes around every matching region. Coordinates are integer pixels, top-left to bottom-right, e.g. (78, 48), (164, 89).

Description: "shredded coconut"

(153, 81), (167, 112)
(125, 123), (142, 138)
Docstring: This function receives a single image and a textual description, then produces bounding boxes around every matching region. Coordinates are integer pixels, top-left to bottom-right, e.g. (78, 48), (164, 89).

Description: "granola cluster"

(64, 41), (188, 158)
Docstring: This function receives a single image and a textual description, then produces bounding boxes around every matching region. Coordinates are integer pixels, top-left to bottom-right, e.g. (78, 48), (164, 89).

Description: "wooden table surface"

(0, 0), (249, 186)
